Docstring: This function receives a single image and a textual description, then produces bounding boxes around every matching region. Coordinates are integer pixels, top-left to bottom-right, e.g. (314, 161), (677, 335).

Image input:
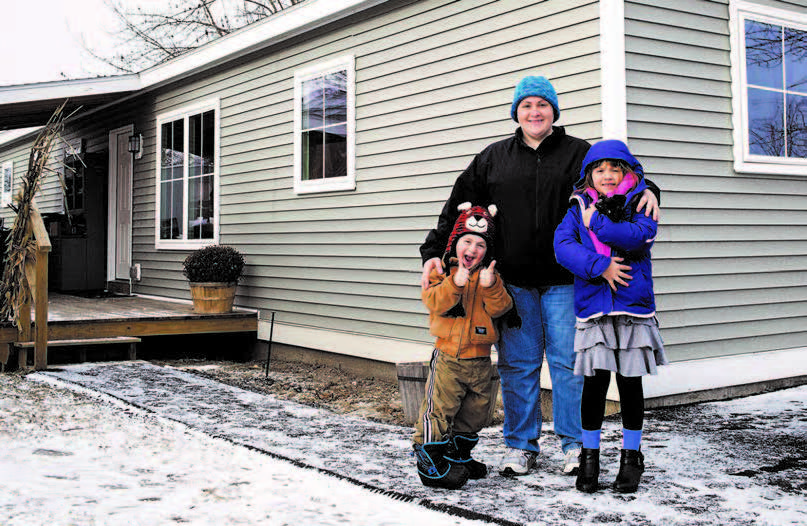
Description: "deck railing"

(20, 205), (51, 370)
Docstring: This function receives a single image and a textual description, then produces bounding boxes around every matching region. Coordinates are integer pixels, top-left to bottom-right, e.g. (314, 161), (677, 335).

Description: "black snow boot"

(575, 448), (600, 493)
(413, 441), (469, 490)
(445, 433), (487, 479)
(613, 449), (644, 493)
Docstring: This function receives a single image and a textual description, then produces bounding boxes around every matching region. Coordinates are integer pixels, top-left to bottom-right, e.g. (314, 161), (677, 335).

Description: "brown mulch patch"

(151, 358), (411, 427)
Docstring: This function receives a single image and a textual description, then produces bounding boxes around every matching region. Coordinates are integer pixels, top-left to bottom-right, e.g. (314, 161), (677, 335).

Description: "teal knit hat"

(510, 75), (560, 123)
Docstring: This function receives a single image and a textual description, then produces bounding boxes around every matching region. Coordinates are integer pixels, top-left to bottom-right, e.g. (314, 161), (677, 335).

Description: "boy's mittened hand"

(479, 260), (497, 287)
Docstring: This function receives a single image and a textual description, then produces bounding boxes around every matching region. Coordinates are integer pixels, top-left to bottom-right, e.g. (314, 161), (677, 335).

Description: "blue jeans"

(497, 284), (582, 454)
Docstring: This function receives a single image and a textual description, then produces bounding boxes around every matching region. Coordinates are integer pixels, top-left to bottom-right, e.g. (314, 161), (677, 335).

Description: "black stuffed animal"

(595, 194), (627, 222)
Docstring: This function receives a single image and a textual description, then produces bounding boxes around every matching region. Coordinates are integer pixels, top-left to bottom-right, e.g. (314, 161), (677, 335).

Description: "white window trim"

(600, 0), (628, 143)
(730, 0), (807, 175)
(154, 98), (221, 250)
(293, 55), (356, 194)
(1, 160), (12, 207)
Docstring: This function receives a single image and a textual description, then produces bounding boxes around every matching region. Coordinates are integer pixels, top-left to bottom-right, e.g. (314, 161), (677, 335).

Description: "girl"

(553, 139), (667, 494)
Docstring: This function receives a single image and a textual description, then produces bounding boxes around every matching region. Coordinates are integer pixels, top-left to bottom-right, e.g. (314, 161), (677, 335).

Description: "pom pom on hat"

(443, 202), (498, 267)
(510, 75), (560, 123)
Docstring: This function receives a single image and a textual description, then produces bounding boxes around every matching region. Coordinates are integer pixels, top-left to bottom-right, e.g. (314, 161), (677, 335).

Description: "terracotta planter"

(189, 282), (237, 313)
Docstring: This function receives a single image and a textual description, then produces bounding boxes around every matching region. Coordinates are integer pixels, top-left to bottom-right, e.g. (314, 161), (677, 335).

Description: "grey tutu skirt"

(574, 315), (668, 377)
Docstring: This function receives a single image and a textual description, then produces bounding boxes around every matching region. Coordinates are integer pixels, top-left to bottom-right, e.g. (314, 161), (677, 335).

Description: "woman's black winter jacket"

(421, 126), (593, 288)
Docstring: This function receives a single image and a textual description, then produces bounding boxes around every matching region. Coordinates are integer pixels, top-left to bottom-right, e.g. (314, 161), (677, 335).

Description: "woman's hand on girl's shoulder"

(636, 189), (660, 221)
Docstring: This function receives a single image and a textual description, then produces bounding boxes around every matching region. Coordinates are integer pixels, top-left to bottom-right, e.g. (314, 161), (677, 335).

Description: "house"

(1, 0), (805, 405)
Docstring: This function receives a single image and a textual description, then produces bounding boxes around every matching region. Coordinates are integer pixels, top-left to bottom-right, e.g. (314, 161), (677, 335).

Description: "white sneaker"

(498, 448), (537, 476)
(563, 448), (581, 475)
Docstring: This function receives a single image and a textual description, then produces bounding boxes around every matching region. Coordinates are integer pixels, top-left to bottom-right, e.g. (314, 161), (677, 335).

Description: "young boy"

(413, 202), (514, 490)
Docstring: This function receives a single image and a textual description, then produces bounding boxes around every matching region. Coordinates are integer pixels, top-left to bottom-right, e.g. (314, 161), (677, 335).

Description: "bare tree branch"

(83, 0), (307, 74)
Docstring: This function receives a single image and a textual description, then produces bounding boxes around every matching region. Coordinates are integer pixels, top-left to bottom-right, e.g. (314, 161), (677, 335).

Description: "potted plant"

(182, 245), (245, 313)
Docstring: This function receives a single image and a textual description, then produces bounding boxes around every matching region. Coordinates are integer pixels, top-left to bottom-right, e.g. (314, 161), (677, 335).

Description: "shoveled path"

(36, 361), (807, 526)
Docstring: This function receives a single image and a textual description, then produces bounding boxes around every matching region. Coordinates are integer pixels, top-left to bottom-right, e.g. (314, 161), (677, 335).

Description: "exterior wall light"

(128, 133), (143, 160)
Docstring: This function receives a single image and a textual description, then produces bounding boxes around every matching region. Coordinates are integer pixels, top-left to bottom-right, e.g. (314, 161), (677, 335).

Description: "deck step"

(14, 336), (141, 363)
(15, 336), (142, 348)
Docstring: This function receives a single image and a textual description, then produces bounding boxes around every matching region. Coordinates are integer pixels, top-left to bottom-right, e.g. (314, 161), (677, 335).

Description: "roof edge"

(0, 75), (141, 105)
(0, 0), (390, 144)
(138, 0), (390, 89)
(0, 0), (389, 106)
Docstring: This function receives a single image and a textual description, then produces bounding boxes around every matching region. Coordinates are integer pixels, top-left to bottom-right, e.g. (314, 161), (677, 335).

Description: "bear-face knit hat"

(510, 75), (560, 123)
(443, 202), (498, 267)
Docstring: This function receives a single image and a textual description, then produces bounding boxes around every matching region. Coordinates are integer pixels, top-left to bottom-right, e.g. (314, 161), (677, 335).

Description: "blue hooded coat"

(553, 140), (658, 321)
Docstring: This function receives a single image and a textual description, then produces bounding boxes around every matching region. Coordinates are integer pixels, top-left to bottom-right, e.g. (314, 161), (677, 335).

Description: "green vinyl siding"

(9, 0), (805, 368)
(117, 0), (606, 348)
(625, 0), (807, 362)
(0, 0), (602, 350)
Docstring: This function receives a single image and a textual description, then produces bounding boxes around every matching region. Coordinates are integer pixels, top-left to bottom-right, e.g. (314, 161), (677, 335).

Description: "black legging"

(581, 369), (644, 431)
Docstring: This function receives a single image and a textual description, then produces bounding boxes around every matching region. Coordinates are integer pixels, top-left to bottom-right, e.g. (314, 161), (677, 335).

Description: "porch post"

(27, 206), (51, 370)
(33, 248), (49, 370)
(18, 301), (31, 370)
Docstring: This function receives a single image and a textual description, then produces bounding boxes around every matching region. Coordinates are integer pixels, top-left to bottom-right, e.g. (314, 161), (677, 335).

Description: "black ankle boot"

(413, 441), (469, 489)
(613, 449), (644, 493)
(445, 433), (487, 479)
(575, 448), (600, 493)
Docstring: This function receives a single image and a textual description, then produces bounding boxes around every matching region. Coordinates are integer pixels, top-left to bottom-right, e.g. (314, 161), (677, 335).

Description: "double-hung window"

(731, 1), (807, 174)
(293, 55), (355, 194)
(1, 161), (12, 207)
(155, 99), (220, 248)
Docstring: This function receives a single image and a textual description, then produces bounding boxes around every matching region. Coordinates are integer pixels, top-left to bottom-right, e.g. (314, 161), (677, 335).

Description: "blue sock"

(622, 428), (642, 450)
(582, 429), (601, 449)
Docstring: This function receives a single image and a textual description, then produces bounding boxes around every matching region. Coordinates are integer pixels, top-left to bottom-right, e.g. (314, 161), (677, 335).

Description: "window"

(1, 161), (12, 207)
(64, 156), (85, 213)
(293, 55), (355, 194)
(731, 1), (807, 174)
(155, 99), (219, 248)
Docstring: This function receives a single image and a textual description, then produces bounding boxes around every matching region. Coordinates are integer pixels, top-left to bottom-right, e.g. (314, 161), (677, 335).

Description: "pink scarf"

(583, 172), (638, 257)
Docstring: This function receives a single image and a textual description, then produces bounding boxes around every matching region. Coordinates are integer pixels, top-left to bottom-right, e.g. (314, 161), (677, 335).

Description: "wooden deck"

(0, 293), (258, 365)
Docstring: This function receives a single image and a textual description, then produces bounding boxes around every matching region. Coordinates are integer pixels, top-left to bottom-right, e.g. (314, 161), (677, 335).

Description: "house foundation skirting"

(257, 319), (432, 364)
(258, 319), (807, 408)
(640, 346), (807, 406)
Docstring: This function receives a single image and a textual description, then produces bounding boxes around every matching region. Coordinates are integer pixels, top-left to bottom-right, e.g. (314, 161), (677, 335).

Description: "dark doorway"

(47, 151), (108, 293)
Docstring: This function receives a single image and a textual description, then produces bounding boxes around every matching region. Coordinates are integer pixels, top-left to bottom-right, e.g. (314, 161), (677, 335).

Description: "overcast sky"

(1, 0), (119, 85)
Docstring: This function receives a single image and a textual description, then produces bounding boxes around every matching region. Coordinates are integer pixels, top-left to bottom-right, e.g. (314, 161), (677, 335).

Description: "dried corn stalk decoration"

(0, 101), (70, 330)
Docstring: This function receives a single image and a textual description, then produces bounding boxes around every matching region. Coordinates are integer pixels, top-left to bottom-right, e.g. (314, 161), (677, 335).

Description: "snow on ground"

(0, 370), (487, 526)
(1, 361), (805, 526)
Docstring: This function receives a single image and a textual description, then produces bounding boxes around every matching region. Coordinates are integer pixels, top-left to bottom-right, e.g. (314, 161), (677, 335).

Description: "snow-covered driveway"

(1, 361), (805, 525)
